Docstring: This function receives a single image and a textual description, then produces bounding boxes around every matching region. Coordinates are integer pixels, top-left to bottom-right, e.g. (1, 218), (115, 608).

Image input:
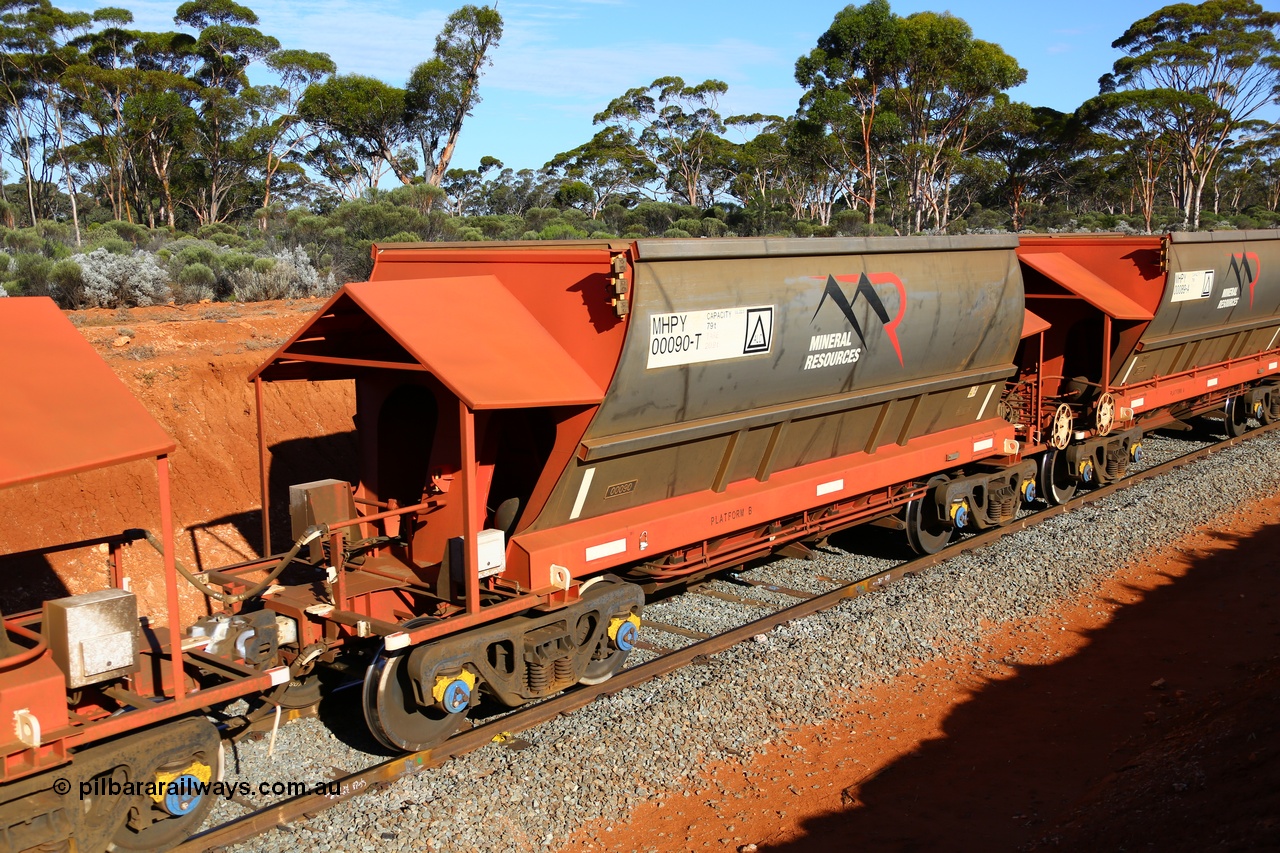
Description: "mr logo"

(811, 273), (907, 365)
(1227, 252), (1262, 308)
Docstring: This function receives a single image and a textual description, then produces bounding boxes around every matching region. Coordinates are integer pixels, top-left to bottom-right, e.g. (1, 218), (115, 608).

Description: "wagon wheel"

(577, 576), (640, 686)
(1224, 396), (1250, 439)
(363, 617), (469, 753)
(1036, 448), (1077, 506)
(108, 722), (222, 852)
(905, 476), (952, 556)
(1048, 404), (1073, 450)
(1095, 393), (1116, 436)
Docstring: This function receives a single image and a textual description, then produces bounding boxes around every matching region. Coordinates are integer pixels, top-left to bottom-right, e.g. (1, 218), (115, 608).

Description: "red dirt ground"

(563, 497), (1280, 852)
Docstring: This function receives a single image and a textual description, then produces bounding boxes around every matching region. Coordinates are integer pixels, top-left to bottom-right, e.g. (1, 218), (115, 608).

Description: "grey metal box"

(43, 588), (139, 689)
(289, 479), (356, 561)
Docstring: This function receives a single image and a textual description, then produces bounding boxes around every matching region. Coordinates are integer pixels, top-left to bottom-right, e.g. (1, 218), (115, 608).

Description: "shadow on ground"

(763, 520), (1280, 851)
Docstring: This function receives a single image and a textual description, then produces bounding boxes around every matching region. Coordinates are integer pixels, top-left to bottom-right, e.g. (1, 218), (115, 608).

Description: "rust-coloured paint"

(1018, 252), (1153, 320)
(252, 277), (604, 408)
(0, 297), (175, 490)
(0, 300), (282, 791)
(1022, 309), (1051, 338)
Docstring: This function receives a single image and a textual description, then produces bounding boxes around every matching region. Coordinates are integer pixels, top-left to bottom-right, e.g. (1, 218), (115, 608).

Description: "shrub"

(833, 209), (867, 236)
(69, 248), (172, 308)
(672, 218), (702, 237)
(229, 246), (335, 302)
(701, 218), (728, 237)
(14, 253), (53, 296)
(171, 241), (219, 271)
(49, 259), (85, 304)
(538, 222), (588, 240)
(662, 227), (693, 238)
(196, 222), (242, 246)
(174, 263), (217, 303)
(96, 220), (150, 247)
(85, 233), (132, 255)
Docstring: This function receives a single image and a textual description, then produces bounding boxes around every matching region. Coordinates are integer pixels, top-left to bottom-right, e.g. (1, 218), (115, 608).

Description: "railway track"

(178, 421), (1270, 852)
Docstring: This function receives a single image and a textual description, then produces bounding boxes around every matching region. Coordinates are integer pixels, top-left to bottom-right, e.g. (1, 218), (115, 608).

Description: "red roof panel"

(253, 277), (604, 409)
(0, 298), (174, 489)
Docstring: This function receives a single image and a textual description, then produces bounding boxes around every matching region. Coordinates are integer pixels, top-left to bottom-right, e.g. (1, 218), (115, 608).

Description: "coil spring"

(1106, 449), (1128, 478)
(990, 488), (1017, 521)
(526, 660), (550, 692)
(554, 656), (574, 684)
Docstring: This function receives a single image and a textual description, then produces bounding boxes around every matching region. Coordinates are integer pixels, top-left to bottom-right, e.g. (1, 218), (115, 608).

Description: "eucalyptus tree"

(886, 10), (1025, 231)
(63, 6), (142, 223)
(544, 127), (654, 219)
(0, 0), (93, 227)
(121, 29), (198, 228)
(245, 48), (336, 220)
(593, 76), (731, 208)
(298, 74), (413, 198)
(1106, 0), (1280, 229)
(795, 0), (905, 225)
(173, 0), (280, 224)
(980, 100), (1074, 231)
(441, 153), (500, 215)
(797, 0), (1023, 232)
(405, 4), (502, 188)
(1079, 88), (1182, 232)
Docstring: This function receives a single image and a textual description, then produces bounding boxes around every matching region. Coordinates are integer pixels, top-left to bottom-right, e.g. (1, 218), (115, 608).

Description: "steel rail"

(178, 420), (1279, 852)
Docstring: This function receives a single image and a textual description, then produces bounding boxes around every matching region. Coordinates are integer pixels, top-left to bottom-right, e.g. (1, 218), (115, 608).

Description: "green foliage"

(174, 262), (217, 302)
(538, 222), (588, 240)
(14, 254), (53, 296)
(0, 0), (1273, 276)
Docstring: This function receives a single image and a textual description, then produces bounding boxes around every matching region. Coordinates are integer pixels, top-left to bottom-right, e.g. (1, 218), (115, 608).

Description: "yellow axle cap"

(431, 668), (477, 705)
(608, 613), (642, 645)
(148, 759), (213, 804)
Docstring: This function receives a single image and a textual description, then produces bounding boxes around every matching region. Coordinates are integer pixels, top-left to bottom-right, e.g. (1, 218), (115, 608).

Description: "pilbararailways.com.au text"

(69, 777), (344, 799)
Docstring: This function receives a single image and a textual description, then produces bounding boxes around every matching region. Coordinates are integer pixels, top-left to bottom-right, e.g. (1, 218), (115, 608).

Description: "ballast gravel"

(219, 427), (1278, 853)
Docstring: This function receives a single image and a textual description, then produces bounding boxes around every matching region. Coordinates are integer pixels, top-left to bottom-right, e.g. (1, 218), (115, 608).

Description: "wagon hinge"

(609, 252), (630, 318)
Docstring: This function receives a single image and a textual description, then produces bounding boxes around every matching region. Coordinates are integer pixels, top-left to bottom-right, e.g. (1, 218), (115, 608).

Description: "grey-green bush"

(71, 248), (172, 308)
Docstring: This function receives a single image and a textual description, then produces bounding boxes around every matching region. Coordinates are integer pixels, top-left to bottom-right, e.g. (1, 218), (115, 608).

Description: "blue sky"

(63, 0), (1280, 173)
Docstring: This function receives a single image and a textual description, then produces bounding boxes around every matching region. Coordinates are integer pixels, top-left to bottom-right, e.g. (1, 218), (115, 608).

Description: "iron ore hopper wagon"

(245, 235), (1036, 751)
